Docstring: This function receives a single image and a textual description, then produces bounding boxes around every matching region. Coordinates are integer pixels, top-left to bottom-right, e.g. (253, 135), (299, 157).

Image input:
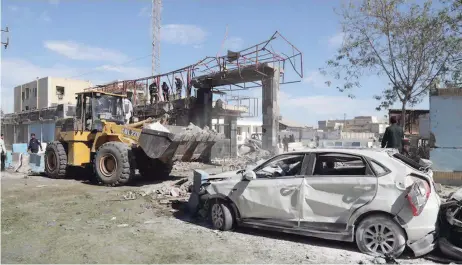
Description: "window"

(313, 153), (367, 176)
(22, 91), (25, 101)
(254, 154), (304, 179)
(237, 127), (241, 136)
(370, 160), (389, 176)
(33, 87), (37, 97)
(56, 86), (65, 100)
(25, 88), (30, 99)
(25, 106), (29, 110)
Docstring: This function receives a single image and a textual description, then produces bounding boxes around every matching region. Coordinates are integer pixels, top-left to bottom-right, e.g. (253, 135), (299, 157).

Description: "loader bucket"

(138, 128), (179, 162)
(138, 124), (224, 163)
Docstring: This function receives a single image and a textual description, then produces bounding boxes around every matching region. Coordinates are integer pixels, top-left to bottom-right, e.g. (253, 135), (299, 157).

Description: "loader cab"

(75, 91), (125, 131)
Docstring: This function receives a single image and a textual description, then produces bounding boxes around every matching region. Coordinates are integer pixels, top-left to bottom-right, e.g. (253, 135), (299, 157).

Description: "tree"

(321, 0), (461, 127)
(440, 0), (462, 84)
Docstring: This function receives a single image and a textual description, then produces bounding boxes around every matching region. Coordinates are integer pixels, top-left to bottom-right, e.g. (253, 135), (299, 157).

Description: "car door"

(299, 152), (378, 231)
(229, 153), (308, 228)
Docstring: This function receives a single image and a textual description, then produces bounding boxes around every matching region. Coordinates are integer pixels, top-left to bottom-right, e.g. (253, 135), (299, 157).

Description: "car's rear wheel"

(210, 200), (234, 231)
(355, 215), (406, 257)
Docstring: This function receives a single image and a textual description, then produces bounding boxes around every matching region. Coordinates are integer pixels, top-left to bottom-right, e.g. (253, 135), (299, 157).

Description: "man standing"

(1, 134), (6, 171)
(174, 76), (183, 99)
(282, 135), (289, 152)
(28, 133), (42, 154)
(149, 81), (158, 105)
(162, 82), (170, 102)
(381, 116), (404, 149)
(278, 134), (282, 148)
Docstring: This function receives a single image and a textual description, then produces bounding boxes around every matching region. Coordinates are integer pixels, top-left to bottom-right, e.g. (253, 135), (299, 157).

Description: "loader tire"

(138, 158), (173, 180)
(94, 142), (134, 186)
(44, 142), (67, 179)
(45, 141), (68, 179)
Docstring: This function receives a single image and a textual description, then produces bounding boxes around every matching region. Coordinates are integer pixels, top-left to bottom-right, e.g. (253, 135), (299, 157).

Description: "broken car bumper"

(408, 231), (437, 257)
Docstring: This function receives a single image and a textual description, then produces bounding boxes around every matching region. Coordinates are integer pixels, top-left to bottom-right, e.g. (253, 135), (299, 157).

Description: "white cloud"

(138, 6), (150, 17)
(8, 5), (18, 12)
(303, 70), (331, 89)
(44, 41), (129, 63)
(94, 65), (149, 79)
(39, 11), (52, 22)
(223, 37), (244, 51)
(49, 0), (60, 5)
(328, 32), (344, 49)
(278, 91), (381, 126)
(161, 24), (207, 45)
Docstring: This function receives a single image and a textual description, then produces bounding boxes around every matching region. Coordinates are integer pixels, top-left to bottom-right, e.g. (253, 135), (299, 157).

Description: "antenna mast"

(152, 0), (161, 76)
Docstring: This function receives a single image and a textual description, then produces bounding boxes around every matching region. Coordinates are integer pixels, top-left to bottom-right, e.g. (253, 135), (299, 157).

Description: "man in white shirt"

(123, 97), (133, 124)
(1, 134), (7, 171)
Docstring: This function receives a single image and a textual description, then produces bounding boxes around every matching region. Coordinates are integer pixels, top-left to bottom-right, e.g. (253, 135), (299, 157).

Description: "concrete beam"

(191, 63), (279, 88)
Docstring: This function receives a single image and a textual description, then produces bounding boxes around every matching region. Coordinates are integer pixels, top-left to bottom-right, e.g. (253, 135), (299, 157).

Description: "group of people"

(279, 134), (296, 152)
(149, 77), (187, 105)
(0, 133), (43, 172)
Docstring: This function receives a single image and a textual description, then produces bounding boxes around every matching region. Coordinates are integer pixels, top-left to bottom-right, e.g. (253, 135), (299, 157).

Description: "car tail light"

(406, 176), (431, 216)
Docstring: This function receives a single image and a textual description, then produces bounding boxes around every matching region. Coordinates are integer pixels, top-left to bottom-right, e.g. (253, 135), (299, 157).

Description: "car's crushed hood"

(207, 170), (242, 180)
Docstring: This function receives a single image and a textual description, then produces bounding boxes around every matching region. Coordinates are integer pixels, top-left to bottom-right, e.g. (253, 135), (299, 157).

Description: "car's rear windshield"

(392, 153), (422, 171)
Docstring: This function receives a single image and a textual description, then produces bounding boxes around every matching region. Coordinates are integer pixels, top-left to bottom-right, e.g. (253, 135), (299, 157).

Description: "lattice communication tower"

(151, 0), (161, 76)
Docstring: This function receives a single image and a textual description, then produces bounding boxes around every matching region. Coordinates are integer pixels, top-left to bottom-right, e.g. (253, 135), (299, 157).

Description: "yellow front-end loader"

(44, 90), (219, 186)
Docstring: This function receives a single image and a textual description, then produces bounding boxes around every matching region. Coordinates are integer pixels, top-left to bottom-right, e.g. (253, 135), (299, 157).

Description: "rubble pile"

(172, 161), (208, 171)
(137, 177), (193, 199)
(212, 149), (271, 171)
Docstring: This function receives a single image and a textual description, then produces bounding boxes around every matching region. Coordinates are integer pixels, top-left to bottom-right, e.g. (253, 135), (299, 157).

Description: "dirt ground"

(0, 168), (453, 264)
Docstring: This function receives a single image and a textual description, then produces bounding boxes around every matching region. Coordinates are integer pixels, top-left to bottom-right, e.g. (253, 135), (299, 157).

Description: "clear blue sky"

(0, 0), (428, 126)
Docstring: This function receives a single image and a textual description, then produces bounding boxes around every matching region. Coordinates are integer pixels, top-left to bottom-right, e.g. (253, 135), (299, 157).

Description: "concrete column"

(225, 116), (237, 157)
(261, 67), (280, 154)
(195, 87), (213, 129)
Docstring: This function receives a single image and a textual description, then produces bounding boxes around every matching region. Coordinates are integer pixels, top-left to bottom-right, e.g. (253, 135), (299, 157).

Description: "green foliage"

(321, 0), (462, 113)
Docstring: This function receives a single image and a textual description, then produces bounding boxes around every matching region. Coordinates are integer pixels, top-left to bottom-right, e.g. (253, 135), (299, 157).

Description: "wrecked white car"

(193, 149), (440, 258)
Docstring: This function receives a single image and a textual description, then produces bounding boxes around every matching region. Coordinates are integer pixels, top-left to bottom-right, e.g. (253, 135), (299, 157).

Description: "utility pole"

(1, 26), (9, 49)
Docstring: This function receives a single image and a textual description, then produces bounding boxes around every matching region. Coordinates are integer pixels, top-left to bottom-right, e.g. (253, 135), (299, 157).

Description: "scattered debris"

(36, 185), (47, 188)
(111, 217), (116, 221)
(438, 188), (462, 262)
(371, 257), (386, 264)
(173, 161), (208, 171)
(117, 224), (129, 228)
(143, 220), (157, 224)
(123, 191), (136, 200)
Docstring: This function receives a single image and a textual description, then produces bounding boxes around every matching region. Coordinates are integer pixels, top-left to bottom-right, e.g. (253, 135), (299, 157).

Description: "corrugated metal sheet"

(430, 149), (462, 172)
(42, 122), (55, 142)
(419, 114), (430, 139)
(430, 96), (462, 147)
(29, 123), (42, 141)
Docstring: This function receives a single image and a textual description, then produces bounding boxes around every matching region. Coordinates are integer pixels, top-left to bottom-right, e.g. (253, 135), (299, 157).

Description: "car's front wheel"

(210, 200), (234, 231)
(355, 214), (406, 257)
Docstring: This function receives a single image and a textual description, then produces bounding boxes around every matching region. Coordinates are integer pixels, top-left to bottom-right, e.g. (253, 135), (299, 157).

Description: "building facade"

(13, 77), (93, 112)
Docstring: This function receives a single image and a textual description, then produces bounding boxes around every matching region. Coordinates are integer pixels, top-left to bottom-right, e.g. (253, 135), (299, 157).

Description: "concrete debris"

(136, 177), (193, 200)
(212, 149), (271, 171)
(170, 187), (181, 197)
(144, 121), (170, 133)
(123, 191), (136, 200)
(173, 161), (208, 171)
(117, 224), (129, 228)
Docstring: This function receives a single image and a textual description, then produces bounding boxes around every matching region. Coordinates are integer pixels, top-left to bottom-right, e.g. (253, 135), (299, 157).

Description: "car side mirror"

(243, 171), (256, 181)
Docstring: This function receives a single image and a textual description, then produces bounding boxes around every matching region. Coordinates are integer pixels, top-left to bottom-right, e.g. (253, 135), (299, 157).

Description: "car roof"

(284, 148), (395, 160)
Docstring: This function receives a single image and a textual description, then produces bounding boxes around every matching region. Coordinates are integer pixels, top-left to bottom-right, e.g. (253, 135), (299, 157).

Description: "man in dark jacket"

(162, 82), (170, 102)
(149, 82), (158, 105)
(381, 116), (404, 149)
(28, 133), (42, 154)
